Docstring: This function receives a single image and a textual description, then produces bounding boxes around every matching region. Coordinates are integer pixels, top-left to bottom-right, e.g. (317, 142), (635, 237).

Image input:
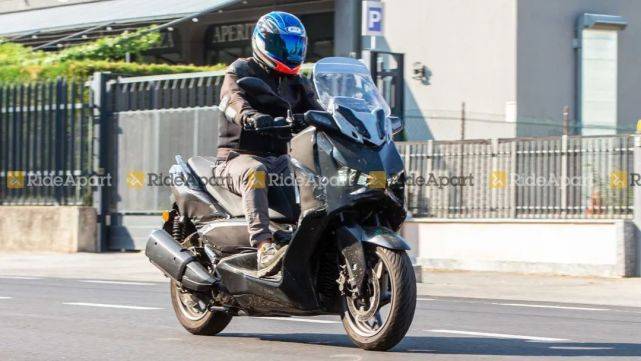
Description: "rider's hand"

(245, 113), (273, 130)
(292, 113), (307, 132)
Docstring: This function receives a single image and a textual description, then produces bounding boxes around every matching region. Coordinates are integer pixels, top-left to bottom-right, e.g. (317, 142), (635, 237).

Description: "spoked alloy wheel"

(170, 280), (232, 335)
(341, 246), (416, 351)
(175, 284), (210, 321)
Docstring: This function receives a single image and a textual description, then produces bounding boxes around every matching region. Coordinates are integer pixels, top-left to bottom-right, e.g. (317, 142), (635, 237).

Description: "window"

(577, 14), (627, 135)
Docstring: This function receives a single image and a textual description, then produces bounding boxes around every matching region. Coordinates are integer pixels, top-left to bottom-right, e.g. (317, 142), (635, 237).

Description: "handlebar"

(249, 113), (306, 133)
(255, 124), (293, 131)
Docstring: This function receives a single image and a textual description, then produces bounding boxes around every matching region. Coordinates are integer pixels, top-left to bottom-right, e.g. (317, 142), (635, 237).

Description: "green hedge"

(0, 28), (225, 84)
(0, 60), (226, 83)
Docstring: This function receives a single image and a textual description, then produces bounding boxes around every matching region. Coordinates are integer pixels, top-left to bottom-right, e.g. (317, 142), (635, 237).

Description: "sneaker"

(257, 242), (288, 278)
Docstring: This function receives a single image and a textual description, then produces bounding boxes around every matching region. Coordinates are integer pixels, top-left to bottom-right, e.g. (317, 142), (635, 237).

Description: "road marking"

(426, 329), (570, 342)
(550, 346), (613, 350)
(417, 298), (436, 301)
(79, 280), (156, 286)
(329, 355), (362, 361)
(252, 316), (340, 324)
(0, 297), (12, 300)
(493, 303), (610, 312)
(0, 276), (42, 280)
(63, 302), (162, 310)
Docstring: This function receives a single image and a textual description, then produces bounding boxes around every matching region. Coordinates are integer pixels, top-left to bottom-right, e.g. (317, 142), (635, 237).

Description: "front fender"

(362, 227), (411, 251)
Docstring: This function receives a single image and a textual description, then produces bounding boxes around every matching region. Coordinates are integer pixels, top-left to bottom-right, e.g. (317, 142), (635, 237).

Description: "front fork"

(336, 220), (368, 297)
(335, 214), (412, 298)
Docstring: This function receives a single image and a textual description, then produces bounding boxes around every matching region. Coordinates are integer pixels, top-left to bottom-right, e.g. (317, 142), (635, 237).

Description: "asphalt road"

(1, 276), (640, 361)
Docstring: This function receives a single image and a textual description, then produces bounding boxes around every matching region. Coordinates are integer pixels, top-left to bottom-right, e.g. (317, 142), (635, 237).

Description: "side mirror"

(389, 116), (404, 135)
(304, 110), (339, 132)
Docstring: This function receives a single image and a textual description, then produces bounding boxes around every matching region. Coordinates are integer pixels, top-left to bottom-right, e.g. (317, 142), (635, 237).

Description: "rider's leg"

(214, 153), (272, 245)
(214, 153), (287, 277)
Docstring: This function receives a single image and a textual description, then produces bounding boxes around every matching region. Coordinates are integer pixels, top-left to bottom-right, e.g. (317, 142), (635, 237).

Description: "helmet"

(252, 11), (307, 75)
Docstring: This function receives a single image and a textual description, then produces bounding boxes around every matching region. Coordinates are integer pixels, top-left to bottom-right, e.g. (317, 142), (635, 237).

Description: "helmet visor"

(263, 33), (307, 68)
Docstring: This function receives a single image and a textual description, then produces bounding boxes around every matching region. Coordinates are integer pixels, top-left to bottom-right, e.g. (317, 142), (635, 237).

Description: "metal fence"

(106, 66), (315, 112)
(397, 134), (637, 219)
(0, 79), (93, 205)
(108, 71), (225, 112)
(1, 72), (638, 222)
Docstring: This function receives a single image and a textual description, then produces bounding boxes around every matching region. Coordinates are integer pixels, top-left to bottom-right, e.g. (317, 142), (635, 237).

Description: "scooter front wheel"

(340, 246), (417, 351)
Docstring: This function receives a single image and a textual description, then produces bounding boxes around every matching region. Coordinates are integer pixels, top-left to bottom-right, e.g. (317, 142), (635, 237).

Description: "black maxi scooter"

(145, 57), (416, 351)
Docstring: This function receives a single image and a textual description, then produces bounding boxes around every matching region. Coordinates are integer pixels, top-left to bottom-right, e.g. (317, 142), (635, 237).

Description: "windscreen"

(313, 57), (392, 145)
(313, 61), (391, 117)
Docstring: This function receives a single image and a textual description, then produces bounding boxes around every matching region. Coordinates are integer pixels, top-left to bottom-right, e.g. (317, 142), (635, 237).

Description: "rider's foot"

(257, 242), (288, 278)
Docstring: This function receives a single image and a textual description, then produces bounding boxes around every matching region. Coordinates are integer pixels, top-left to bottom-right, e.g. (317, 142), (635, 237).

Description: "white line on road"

(63, 302), (162, 310)
(0, 297), (12, 299)
(252, 316), (341, 324)
(426, 329), (570, 342)
(79, 280), (156, 286)
(493, 303), (610, 312)
(550, 346), (613, 350)
(417, 298), (436, 301)
(0, 276), (42, 280)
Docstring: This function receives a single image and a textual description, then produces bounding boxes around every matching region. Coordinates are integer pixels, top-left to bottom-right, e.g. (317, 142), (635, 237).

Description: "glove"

(292, 113), (307, 132)
(245, 113), (273, 130)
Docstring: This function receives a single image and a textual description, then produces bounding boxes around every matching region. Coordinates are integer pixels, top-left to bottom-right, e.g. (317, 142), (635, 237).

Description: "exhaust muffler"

(145, 229), (215, 292)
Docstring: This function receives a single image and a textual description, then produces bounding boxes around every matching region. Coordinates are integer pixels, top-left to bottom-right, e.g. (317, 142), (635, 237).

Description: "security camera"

(412, 62), (431, 84)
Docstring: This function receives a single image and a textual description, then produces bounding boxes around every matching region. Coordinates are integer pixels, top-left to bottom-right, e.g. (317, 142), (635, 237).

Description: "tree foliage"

(0, 28), (224, 83)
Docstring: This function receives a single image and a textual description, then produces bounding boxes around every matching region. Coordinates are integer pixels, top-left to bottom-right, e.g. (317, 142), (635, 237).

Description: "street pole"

(90, 72), (115, 252)
(634, 122), (641, 276)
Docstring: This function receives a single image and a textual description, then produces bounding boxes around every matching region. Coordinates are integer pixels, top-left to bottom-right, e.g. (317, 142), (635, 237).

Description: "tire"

(341, 246), (417, 351)
(170, 280), (232, 335)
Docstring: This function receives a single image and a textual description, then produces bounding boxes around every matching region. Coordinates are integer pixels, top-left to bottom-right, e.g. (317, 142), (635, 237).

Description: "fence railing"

(2, 73), (638, 221)
(397, 134), (637, 219)
(0, 79), (93, 206)
(108, 71), (225, 112)
(106, 66), (315, 112)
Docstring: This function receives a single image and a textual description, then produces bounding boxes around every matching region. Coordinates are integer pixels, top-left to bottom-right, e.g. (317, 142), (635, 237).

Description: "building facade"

(379, 0), (641, 139)
(1, 0), (640, 140)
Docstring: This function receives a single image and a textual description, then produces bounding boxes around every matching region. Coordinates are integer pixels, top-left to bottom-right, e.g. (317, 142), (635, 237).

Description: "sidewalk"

(1, 252), (640, 308)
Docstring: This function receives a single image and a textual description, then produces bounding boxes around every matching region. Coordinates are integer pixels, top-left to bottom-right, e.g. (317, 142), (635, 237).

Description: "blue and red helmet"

(252, 11), (307, 75)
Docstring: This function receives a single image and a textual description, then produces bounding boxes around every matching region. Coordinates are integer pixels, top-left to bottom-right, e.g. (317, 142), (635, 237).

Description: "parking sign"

(362, 1), (384, 36)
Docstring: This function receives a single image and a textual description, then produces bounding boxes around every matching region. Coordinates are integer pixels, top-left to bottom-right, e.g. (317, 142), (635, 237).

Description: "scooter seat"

(187, 156), (299, 223)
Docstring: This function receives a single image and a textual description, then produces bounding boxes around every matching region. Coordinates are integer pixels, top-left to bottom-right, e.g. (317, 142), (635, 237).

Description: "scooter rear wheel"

(340, 246), (417, 351)
(170, 280), (232, 335)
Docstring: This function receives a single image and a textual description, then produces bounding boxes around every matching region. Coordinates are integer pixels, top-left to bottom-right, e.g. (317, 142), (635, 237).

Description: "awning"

(0, 0), (241, 37)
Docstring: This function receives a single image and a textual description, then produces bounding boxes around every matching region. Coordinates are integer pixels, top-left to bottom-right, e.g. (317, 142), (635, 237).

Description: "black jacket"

(217, 57), (321, 157)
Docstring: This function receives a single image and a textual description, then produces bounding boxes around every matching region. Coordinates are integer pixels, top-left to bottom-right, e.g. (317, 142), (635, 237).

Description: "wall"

(516, 0), (641, 136)
(0, 206), (97, 252)
(402, 219), (638, 277)
(380, 0), (518, 140)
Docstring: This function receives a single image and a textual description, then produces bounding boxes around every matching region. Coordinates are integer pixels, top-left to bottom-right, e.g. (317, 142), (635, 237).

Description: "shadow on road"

(221, 333), (641, 356)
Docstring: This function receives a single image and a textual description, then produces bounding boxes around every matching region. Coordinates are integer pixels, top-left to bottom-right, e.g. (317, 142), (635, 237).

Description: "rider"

(216, 11), (320, 277)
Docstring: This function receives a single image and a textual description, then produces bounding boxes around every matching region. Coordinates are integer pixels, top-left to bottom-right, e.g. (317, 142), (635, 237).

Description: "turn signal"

(161, 210), (170, 222)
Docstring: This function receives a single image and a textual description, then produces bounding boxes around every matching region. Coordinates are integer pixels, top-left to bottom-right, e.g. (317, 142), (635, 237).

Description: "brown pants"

(213, 151), (289, 246)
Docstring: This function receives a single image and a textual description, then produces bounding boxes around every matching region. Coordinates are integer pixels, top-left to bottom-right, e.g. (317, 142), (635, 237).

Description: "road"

(0, 276), (640, 361)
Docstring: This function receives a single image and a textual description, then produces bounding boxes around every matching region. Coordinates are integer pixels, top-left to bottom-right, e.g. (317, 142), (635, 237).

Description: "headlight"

(335, 166), (389, 190)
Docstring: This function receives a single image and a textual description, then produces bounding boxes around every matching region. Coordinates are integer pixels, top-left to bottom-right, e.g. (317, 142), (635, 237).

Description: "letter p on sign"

(363, 1), (384, 36)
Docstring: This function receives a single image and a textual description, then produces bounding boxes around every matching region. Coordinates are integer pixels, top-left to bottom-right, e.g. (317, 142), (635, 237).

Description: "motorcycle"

(145, 57), (416, 351)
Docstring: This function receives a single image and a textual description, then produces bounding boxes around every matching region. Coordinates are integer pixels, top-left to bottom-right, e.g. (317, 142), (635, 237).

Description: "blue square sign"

(363, 1), (384, 36)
